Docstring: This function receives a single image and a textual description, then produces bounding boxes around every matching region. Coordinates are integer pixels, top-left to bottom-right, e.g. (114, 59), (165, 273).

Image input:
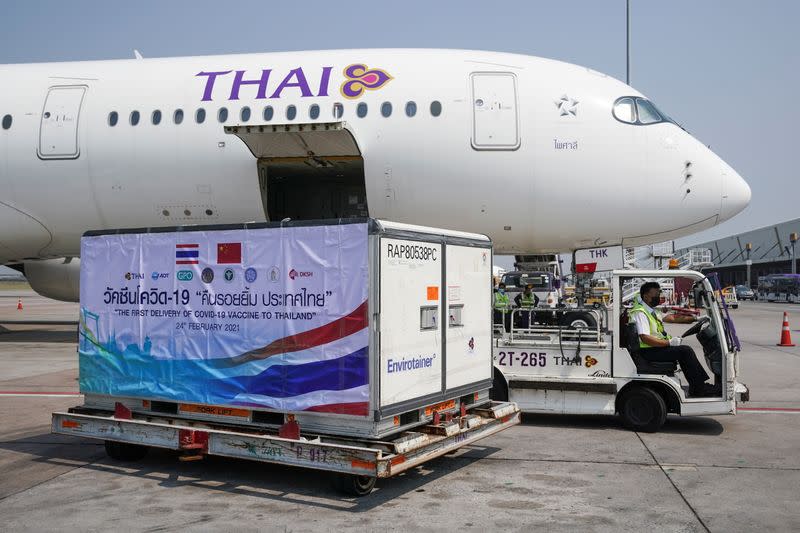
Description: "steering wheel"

(681, 315), (710, 338)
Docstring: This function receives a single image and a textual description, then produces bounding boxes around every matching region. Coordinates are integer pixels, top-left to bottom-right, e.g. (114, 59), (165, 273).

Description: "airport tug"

(491, 269), (749, 432)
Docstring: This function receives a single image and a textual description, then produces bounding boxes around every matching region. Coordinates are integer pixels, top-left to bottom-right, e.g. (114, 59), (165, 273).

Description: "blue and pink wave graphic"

(79, 301), (370, 416)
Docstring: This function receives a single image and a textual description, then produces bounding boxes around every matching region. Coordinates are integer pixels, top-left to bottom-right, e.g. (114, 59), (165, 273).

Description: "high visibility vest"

(629, 298), (670, 349)
(518, 293), (536, 307)
(494, 291), (510, 312)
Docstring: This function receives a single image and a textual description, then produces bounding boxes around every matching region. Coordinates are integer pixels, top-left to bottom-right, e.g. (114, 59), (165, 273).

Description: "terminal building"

(675, 218), (800, 288)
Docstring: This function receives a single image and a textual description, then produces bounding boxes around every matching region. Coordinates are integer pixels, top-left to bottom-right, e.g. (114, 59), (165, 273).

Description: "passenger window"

(286, 105), (296, 120)
(174, 109), (184, 125)
(333, 102), (344, 119)
(405, 101), (417, 117)
(381, 102), (392, 117)
(613, 97), (636, 123)
(635, 98), (662, 124)
(152, 110), (162, 125)
(108, 112), (118, 127)
(263, 106), (273, 121)
(196, 108), (206, 124)
(430, 101), (442, 117)
(356, 102), (368, 118)
(309, 104), (320, 119)
(240, 106), (251, 122)
(218, 107), (228, 123)
(130, 111), (140, 126)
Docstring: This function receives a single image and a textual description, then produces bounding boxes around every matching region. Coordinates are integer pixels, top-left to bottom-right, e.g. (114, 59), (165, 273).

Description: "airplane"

(0, 49), (750, 301)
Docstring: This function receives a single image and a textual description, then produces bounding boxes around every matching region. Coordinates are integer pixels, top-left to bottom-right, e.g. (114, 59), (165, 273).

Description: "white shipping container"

(78, 219), (493, 438)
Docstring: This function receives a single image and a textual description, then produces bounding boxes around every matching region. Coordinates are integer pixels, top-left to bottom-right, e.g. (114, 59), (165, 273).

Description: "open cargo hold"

(75, 218), (498, 439)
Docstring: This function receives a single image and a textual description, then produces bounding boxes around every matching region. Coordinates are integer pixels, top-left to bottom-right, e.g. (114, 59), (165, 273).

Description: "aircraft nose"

(720, 167), (751, 221)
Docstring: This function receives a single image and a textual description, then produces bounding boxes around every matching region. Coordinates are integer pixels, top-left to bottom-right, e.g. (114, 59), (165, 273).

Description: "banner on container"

(79, 223), (370, 416)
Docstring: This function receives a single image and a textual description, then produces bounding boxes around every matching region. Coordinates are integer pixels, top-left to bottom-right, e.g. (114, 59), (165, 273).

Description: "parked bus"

(757, 274), (800, 303)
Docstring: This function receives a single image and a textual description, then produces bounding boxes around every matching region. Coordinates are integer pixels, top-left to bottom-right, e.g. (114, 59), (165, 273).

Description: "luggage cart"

(53, 400), (519, 496)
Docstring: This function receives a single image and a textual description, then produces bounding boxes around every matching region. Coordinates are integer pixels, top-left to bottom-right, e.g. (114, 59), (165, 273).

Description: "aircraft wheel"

(104, 440), (149, 461)
(619, 386), (667, 433)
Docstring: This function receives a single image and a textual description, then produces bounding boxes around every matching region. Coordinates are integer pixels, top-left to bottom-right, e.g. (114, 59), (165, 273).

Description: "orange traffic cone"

(777, 312), (795, 347)
(16, 298), (22, 311)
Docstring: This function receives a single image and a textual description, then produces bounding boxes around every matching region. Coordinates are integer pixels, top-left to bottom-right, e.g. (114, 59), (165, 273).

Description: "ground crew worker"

(629, 282), (716, 397)
(493, 282), (511, 332)
(514, 284), (539, 328)
(514, 284), (539, 308)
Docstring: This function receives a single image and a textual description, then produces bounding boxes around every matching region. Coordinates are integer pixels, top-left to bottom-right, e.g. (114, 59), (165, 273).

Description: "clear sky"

(1, 0), (797, 252)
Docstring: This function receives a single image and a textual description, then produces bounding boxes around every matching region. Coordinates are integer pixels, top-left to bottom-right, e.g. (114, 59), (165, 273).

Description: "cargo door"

(471, 72), (519, 150)
(226, 123), (367, 221)
(445, 245), (493, 392)
(379, 238), (443, 408)
(38, 85), (86, 159)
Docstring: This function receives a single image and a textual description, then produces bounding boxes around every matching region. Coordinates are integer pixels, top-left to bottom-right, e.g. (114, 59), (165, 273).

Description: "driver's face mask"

(647, 294), (661, 308)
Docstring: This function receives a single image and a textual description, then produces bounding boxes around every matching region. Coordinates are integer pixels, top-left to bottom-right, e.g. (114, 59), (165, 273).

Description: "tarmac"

(0, 288), (799, 532)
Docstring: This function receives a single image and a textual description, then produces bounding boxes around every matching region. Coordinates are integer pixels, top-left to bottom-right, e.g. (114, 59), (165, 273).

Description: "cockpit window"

(635, 98), (662, 124)
(613, 96), (673, 126)
(613, 97), (636, 123)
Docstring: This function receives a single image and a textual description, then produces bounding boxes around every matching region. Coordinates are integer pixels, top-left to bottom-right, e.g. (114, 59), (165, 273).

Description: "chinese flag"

(217, 242), (242, 264)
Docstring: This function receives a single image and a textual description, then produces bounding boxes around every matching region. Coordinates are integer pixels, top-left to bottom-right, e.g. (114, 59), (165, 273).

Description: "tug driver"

(629, 282), (717, 397)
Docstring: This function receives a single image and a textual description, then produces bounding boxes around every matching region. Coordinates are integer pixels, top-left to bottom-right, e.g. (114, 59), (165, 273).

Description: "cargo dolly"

(53, 400), (519, 496)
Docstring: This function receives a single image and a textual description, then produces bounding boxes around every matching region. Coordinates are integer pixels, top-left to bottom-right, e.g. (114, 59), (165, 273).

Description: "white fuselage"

(0, 49), (749, 266)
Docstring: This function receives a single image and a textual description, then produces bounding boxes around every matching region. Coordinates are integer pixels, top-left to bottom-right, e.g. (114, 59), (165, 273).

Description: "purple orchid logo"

(340, 64), (393, 99)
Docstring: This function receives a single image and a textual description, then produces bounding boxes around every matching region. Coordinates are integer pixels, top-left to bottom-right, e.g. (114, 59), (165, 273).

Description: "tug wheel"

(619, 386), (667, 433)
(489, 369), (509, 402)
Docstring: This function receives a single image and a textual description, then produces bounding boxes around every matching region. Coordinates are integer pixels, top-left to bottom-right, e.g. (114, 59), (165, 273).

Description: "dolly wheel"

(619, 386), (667, 433)
(333, 474), (376, 496)
(104, 440), (149, 461)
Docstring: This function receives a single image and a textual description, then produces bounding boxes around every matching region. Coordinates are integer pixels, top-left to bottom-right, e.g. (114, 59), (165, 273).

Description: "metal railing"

(651, 241), (674, 258)
(494, 307), (607, 346)
(678, 248), (713, 270)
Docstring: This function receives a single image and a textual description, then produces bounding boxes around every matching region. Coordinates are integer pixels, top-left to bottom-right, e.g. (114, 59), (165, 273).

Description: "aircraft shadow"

(520, 412), (724, 436)
(0, 329), (77, 343)
(0, 432), (499, 510)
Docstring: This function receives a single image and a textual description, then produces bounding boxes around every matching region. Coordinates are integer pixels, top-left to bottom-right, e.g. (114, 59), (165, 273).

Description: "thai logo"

(584, 355), (598, 368)
(177, 270), (194, 281)
(340, 64), (393, 99)
(468, 337), (475, 351)
(124, 272), (144, 281)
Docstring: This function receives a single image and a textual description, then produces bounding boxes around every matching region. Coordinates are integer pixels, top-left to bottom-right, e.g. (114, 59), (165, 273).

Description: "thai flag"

(207, 301), (370, 416)
(176, 243), (199, 265)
